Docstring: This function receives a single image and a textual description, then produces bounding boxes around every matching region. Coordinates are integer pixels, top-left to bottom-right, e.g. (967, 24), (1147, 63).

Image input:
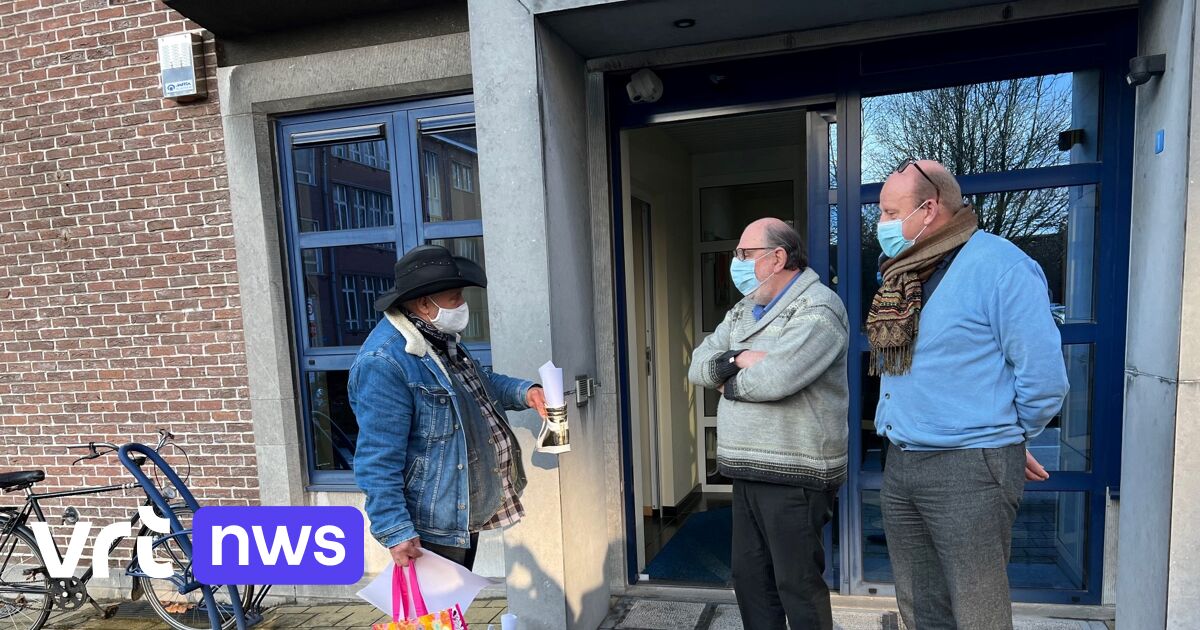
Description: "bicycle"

(0, 430), (263, 630)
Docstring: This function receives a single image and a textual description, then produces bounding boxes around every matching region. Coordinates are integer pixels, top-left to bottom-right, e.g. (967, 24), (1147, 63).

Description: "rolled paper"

(538, 361), (565, 407)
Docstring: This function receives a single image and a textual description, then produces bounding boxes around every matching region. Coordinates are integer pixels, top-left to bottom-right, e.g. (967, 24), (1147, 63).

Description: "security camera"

(1127, 54), (1166, 86)
(626, 69), (663, 104)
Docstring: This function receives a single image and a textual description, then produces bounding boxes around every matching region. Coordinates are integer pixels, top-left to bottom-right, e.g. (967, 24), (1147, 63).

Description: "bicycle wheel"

(135, 506), (252, 630)
(0, 524), (53, 630)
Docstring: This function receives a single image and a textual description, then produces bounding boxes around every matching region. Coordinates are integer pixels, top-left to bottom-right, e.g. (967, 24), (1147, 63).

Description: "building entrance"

(611, 12), (1134, 604)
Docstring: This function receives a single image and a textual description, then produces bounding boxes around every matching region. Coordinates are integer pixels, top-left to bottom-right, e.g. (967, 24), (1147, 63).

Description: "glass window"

(699, 181), (793, 242)
(859, 358), (884, 472)
(281, 102), (480, 485)
(861, 71), (1101, 184)
(451, 161), (474, 192)
(301, 243), (395, 348)
(859, 184), (1097, 328)
(428, 237), (490, 344)
(700, 250), (739, 332)
(703, 427), (732, 486)
(1031, 345), (1094, 472)
(294, 148), (316, 186)
(861, 490), (1089, 590)
(828, 122), (838, 190)
(829, 204), (839, 287)
(421, 128), (481, 222)
(307, 371), (357, 472)
(296, 139), (392, 233)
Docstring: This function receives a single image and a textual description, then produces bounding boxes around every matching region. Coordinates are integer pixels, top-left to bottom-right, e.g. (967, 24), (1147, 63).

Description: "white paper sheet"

(538, 360), (565, 407)
(357, 550), (495, 620)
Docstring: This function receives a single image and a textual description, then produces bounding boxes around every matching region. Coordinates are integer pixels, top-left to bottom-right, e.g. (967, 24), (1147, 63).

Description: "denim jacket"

(349, 313), (533, 549)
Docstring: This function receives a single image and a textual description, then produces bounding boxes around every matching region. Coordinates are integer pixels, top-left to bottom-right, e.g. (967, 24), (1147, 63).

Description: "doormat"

(616, 600), (707, 630)
(644, 507), (732, 585)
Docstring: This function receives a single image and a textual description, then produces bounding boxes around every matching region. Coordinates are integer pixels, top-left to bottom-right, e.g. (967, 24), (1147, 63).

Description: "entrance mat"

(644, 507), (732, 585)
(616, 600), (706, 630)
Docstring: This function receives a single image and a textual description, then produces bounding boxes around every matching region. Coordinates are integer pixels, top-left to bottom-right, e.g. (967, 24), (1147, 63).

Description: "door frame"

(606, 11), (1135, 603)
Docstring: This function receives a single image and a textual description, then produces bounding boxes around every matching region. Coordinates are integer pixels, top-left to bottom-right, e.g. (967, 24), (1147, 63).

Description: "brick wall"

(0, 0), (257, 534)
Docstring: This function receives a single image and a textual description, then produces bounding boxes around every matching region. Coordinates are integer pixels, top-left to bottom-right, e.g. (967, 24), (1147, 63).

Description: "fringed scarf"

(867, 207), (979, 376)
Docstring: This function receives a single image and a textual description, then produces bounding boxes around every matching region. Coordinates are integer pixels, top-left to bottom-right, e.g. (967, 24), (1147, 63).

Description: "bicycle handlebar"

(64, 429), (179, 465)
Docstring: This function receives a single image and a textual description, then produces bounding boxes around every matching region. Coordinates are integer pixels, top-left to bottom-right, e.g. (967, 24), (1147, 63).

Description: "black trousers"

(421, 533), (480, 571)
(732, 479), (836, 630)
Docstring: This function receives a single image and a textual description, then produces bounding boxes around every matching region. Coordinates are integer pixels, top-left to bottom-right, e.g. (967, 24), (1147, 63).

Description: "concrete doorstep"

(601, 597), (1115, 630)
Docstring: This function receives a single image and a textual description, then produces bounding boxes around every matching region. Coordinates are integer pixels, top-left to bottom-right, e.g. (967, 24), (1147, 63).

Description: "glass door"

(839, 65), (1130, 604)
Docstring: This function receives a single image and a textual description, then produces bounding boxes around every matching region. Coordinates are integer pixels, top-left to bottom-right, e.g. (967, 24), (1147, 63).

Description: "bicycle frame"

(0, 481), (147, 586)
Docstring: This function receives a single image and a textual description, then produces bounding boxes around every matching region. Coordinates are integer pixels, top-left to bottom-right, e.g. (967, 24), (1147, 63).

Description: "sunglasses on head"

(895, 158), (940, 201)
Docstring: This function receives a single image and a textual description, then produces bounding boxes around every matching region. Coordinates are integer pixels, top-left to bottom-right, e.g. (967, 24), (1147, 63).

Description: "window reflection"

(428, 237), (490, 344)
(308, 370), (357, 471)
(420, 128), (481, 222)
(861, 72), (1101, 184)
(859, 185), (1097, 328)
(861, 490), (1089, 590)
(699, 181), (793, 242)
(302, 244), (395, 348)
(294, 140), (394, 233)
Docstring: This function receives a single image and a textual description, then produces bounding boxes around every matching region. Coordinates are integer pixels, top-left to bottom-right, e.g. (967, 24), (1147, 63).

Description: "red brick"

(0, 1), (257, 511)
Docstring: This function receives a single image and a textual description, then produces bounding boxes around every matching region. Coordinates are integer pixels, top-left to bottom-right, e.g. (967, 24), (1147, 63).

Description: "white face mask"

(430, 299), (470, 334)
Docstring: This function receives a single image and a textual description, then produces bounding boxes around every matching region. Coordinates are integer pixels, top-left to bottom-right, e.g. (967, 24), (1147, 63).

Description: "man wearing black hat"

(350, 245), (547, 570)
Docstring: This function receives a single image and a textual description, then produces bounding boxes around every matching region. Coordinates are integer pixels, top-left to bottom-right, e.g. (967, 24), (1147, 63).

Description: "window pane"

(307, 370), (357, 472)
(828, 121), (838, 190)
(861, 72), (1101, 183)
(428, 237), (490, 344)
(859, 357), (884, 472)
(861, 490), (890, 583)
(420, 128), (480, 223)
(859, 185), (1097, 328)
(302, 243), (396, 348)
(703, 426), (732, 486)
(861, 490), (1090, 590)
(700, 250), (739, 332)
(699, 181), (793, 242)
(703, 388), (720, 417)
(1010, 492), (1089, 590)
(293, 139), (394, 233)
(829, 204), (839, 287)
(1031, 345), (1094, 472)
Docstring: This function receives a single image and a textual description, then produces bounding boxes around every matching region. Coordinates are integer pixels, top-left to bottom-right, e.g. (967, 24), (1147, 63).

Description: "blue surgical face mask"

(876, 201), (931, 258)
(729, 251), (776, 297)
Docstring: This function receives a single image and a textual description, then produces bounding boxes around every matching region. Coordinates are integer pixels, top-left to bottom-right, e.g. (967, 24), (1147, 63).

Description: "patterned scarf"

(867, 207), (978, 376)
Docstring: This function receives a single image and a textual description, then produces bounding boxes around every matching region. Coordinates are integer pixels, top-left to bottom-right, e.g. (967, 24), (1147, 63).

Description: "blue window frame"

(607, 10), (1134, 604)
(275, 95), (488, 489)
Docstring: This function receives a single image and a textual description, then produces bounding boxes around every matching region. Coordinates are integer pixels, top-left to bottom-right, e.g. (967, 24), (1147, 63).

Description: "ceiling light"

(673, 18), (696, 28)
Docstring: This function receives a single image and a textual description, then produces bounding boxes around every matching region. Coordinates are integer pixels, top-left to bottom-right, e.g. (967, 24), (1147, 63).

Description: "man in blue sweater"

(868, 159), (1068, 629)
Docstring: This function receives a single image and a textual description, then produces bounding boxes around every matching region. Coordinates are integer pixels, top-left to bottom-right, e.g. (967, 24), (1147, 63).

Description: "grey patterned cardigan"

(688, 268), (850, 490)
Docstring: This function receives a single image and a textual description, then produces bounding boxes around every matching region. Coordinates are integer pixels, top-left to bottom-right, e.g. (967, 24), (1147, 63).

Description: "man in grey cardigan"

(689, 218), (849, 630)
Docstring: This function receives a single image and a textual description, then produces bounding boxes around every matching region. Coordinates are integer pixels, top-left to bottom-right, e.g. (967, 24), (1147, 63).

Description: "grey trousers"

(881, 443), (1025, 630)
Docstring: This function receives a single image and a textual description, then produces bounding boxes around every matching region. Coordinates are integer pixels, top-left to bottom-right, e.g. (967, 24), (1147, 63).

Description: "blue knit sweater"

(875, 231), (1069, 450)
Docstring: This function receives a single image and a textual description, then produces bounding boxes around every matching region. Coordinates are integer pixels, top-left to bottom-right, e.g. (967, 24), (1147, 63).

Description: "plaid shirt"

(406, 313), (524, 530)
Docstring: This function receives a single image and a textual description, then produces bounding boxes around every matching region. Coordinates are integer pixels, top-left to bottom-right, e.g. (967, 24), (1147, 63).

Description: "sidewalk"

(45, 598), (509, 629)
(46, 596), (1114, 630)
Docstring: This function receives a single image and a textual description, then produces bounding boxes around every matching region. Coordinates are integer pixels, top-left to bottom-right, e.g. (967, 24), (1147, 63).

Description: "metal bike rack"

(117, 443), (252, 630)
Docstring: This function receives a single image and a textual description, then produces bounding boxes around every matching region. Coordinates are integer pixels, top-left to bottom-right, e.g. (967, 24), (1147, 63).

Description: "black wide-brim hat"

(374, 244), (487, 311)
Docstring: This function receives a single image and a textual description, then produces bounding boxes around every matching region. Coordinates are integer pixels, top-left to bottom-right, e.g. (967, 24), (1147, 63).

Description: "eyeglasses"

(733, 247), (779, 261)
(895, 158), (940, 201)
